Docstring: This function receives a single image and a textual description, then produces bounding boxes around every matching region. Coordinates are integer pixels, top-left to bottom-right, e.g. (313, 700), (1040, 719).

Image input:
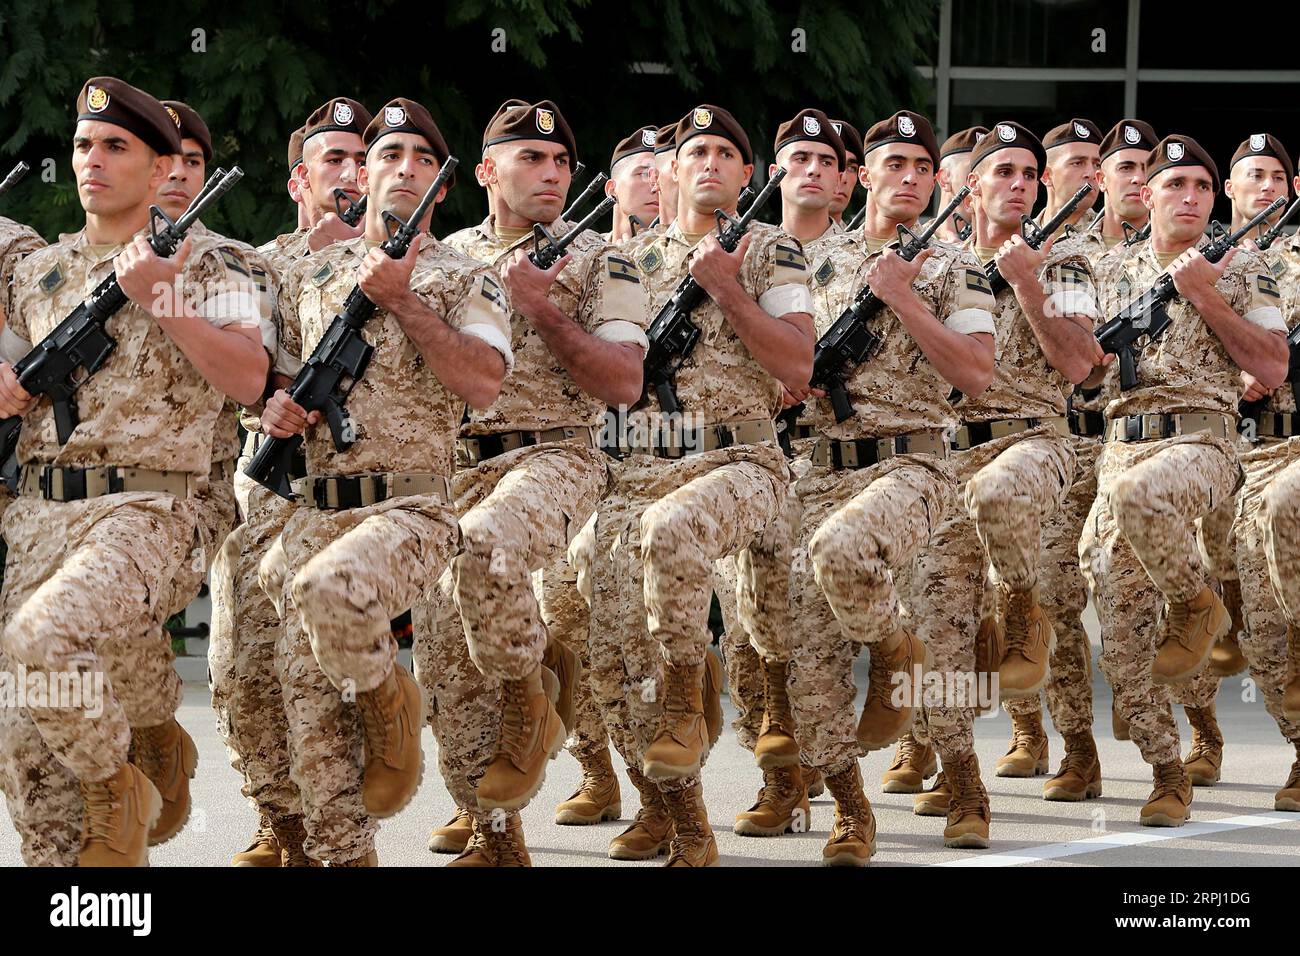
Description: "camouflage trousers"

(274, 493), (458, 863)
(452, 439), (606, 682)
(1003, 435), (1099, 737)
(1261, 441), (1300, 626)
(589, 443), (789, 791)
(713, 553), (764, 751)
(0, 483), (234, 866)
(788, 454), (957, 774)
(208, 465), (301, 824)
(1080, 434), (1242, 766)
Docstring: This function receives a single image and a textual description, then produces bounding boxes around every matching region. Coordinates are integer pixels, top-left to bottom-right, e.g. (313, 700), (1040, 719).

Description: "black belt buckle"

(966, 422), (993, 447)
(1123, 415), (1143, 442)
(58, 467), (87, 501)
(104, 466), (124, 495)
(477, 435), (506, 462)
(713, 425), (735, 451)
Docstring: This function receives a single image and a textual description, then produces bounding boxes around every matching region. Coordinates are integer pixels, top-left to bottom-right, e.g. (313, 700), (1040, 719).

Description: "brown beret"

(970, 121), (1046, 173)
(828, 119), (863, 163)
(773, 108), (845, 171)
(1043, 117), (1102, 151)
(1099, 119), (1158, 160)
(675, 105), (752, 166)
(1230, 133), (1295, 195)
(286, 126), (306, 170)
(482, 99), (578, 165)
(610, 126), (659, 171)
(161, 100), (211, 161)
(863, 110), (940, 167)
(653, 122), (677, 156)
(76, 76), (181, 158)
(1146, 134), (1220, 193)
(940, 126), (987, 161)
(302, 97), (372, 148)
(364, 98), (455, 186)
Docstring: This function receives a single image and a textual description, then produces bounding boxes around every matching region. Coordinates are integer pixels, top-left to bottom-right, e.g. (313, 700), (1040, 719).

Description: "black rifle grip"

(1119, 348), (1137, 392)
(52, 398), (77, 445)
(830, 382), (854, 423)
(655, 378), (679, 417)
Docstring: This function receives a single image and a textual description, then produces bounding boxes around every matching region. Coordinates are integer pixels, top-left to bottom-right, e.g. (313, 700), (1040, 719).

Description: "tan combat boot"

(130, 717), (199, 846)
(662, 782), (718, 867)
(269, 814), (318, 867)
(943, 752), (991, 849)
(1153, 586), (1229, 684)
(609, 765), (672, 860)
(1183, 704), (1224, 786)
(974, 612), (1005, 714)
(356, 665), (425, 817)
(331, 849), (378, 866)
(1284, 624), (1300, 722)
(446, 813), (531, 867)
(644, 660), (710, 780)
(703, 650), (724, 747)
(754, 657), (799, 768)
(1112, 701), (1131, 741)
(542, 635), (580, 734)
(995, 710), (1050, 777)
(882, 733), (938, 794)
(428, 807), (474, 854)
(231, 815), (281, 867)
(1276, 744), (1300, 812)
(554, 746), (622, 825)
(78, 763), (162, 867)
(1140, 760), (1193, 826)
(1043, 731), (1102, 801)
(998, 585), (1054, 699)
(801, 764), (825, 799)
(822, 762), (876, 866)
(913, 771), (950, 816)
(857, 630), (928, 751)
(734, 765), (809, 837)
(477, 663), (566, 810)
(1208, 579), (1247, 677)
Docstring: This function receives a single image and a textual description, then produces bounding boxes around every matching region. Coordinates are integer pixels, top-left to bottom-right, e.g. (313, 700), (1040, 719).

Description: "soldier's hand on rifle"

(262, 388), (320, 439)
(502, 248), (569, 318)
(1241, 370), (1272, 403)
(994, 232), (1049, 292)
(689, 232), (749, 299)
(867, 247), (934, 309)
(1170, 246), (1232, 304)
(307, 212), (363, 252)
(0, 362), (36, 418)
(358, 239), (420, 313)
(116, 235), (192, 315)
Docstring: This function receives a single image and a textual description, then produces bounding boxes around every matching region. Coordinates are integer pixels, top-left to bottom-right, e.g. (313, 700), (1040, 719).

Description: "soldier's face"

(1142, 167), (1214, 243)
(72, 120), (170, 218)
(938, 154), (975, 217)
(830, 152), (860, 217)
(360, 133), (446, 224)
(775, 141), (838, 214)
(1099, 148), (1148, 221)
(654, 151), (678, 219)
(1043, 143), (1100, 211)
(158, 139), (205, 221)
(969, 148), (1039, 231)
(611, 154), (659, 222)
(484, 140), (573, 224)
(1226, 156), (1288, 220)
(674, 135), (752, 214)
(863, 144), (936, 222)
(298, 131), (366, 221)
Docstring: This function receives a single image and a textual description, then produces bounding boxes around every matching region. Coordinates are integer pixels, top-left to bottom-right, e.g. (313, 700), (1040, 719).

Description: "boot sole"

(755, 750), (801, 770)
(643, 743), (710, 781)
(882, 777), (925, 794)
(913, 801), (949, 817)
(428, 834), (472, 854)
(476, 718), (567, 812)
(806, 783), (825, 799)
(1187, 770), (1221, 787)
(995, 757), (1050, 778)
(822, 846), (874, 866)
(943, 831), (989, 849)
(1140, 810), (1190, 827)
(609, 840), (670, 861)
(733, 815), (804, 837)
(555, 802), (623, 826)
(1274, 795), (1300, 812)
(1152, 613), (1229, 685)
(1043, 780), (1103, 801)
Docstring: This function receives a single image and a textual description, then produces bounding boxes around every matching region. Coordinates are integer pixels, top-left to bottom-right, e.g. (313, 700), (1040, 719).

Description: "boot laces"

(661, 664), (698, 735)
(664, 790), (706, 861)
(949, 759), (986, 815)
(1186, 709), (1222, 757)
(497, 679), (533, 761)
(891, 736), (924, 771)
(1004, 591), (1033, 655)
(1155, 762), (1186, 795)
(1286, 755), (1300, 791)
(765, 663), (792, 730)
(132, 726), (165, 778)
(1009, 715), (1043, 753)
(867, 645), (897, 705)
(754, 768), (798, 809)
(1059, 736), (1096, 777)
(1165, 601), (1193, 649)
(244, 815), (276, 852)
(484, 822), (528, 866)
(357, 692), (390, 761)
(82, 780), (120, 844)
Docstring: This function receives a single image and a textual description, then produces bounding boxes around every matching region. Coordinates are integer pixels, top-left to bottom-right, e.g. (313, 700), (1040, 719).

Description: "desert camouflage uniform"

(1082, 239), (1284, 766)
(786, 230), (996, 772)
(269, 234), (512, 863)
(0, 228), (254, 864)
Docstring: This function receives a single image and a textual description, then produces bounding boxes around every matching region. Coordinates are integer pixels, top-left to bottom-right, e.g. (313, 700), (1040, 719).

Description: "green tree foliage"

(0, 0), (936, 245)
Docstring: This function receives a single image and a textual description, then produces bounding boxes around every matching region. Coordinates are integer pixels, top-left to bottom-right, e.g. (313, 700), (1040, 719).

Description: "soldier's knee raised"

(639, 502), (689, 566)
(809, 514), (882, 582)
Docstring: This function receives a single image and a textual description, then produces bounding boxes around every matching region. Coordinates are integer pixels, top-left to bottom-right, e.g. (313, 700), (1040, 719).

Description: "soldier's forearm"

(156, 312), (267, 405)
(390, 290), (506, 409)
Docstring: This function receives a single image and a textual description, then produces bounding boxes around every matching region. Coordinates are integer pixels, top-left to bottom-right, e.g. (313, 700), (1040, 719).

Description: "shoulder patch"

(637, 245), (663, 275)
(965, 269), (993, 295)
(813, 257), (835, 287)
(1116, 274), (1132, 299)
(774, 243), (807, 271)
(607, 255), (641, 283)
(1057, 262), (1089, 285)
(250, 266), (269, 293)
(38, 265), (64, 294)
(1270, 257), (1286, 279)
(1255, 273), (1281, 299)
(310, 261), (334, 286)
(218, 247), (250, 277)
(480, 274), (508, 311)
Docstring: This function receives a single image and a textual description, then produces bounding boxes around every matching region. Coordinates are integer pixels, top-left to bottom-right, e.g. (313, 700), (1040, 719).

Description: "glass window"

(951, 0), (1127, 69)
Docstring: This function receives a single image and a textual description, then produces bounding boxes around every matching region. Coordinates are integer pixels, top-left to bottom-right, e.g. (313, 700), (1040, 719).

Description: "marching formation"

(0, 76), (1296, 867)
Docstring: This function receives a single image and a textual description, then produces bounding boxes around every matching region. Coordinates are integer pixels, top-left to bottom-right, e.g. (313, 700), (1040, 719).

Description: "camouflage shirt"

(627, 219), (814, 425)
(3, 228), (264, 476)
(0, 216), (45, 328)
(257, 230), (312, 274)
(1093, 237), (1286, 419)
(1251, 231), (1300, 416)
(275, 235), (513, 478)
(443, 214), (649, 435)
(955, 239), (1100, 421)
